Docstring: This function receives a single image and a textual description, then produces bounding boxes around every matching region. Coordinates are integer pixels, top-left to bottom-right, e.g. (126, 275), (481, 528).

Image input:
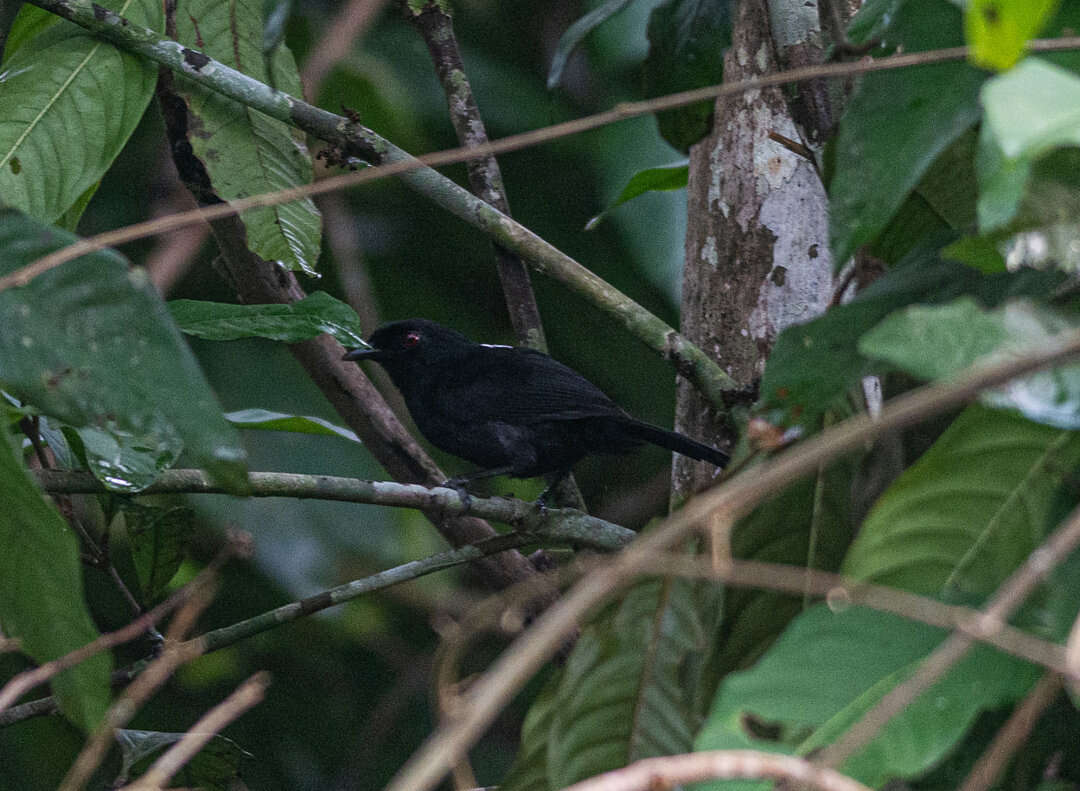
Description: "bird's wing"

(438, 347), (625, 424)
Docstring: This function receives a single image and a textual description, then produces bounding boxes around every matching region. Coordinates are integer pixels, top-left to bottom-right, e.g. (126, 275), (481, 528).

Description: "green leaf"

(643, 0), (731, 152)
(965, 0), (1059, 71)
(172, 0), (321, 275)
(0, 430), (110, 731)
(225, 409), (360, 442)
(859, 298), (1080, 428)
(696, 605), (1039, 790)
(843, 405), (1080, 596)
(760, 247), (1062, 427)
(977, 58), (1080, 230)
(117, 728), (252, 789)
(169, 292), (367, 346)
(941, 236), (1008, 273)
(124, 504), (194, 603)
(585, 163), (688, 230)
(73, 423), (182, 493)
(502, 675), (559, 791)
(0, 209), (248, 492)
(0, 0), (161, 224)
(547, 0), (635, 90)
(829, 0), (985, 264)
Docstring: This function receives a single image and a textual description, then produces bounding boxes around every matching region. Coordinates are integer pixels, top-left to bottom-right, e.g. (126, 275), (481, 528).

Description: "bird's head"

(342, 319), (473, 381)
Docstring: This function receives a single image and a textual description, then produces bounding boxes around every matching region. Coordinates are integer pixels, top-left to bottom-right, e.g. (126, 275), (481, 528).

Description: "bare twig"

(120, 671), (269, 790)
(561, 750), (871, 791)
(958, 672), (1063, 791)
(817, 502), (1080, 769)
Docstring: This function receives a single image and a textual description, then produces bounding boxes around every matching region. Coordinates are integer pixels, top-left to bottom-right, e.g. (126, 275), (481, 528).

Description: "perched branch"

(561, 750), (872, 791)
(818, 501), (1080, 769)
(120, 672), (269, 791)
(32, 469), (634, 551)
(382, 329), (1080, 791)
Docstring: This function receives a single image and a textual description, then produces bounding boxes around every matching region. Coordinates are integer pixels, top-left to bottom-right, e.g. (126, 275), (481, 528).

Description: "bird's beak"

(342, 347), (386, 362)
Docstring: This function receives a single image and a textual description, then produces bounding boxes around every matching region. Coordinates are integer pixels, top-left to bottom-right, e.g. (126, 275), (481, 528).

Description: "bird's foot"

(442, 477), (473, 511)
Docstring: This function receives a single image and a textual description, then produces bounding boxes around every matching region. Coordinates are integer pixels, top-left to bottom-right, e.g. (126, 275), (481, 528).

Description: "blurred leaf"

(0, 209), (248, 492)
(965, 0), (1058, 71)
(117, 728), (252, 789)
(502, 676), (559, 791)
(643, 0), (731, 152)
(0, 429), (110, 731)
(695, 605), (1039, 790)
(843, 405), (1080, 596)
(860, 298), (1080, 428)
(942, 236), (1008, 273)
(977, 58), (1080, 231)
(124, 504), (194, 603)
(226, 408), (360, 442)
(547, 0), (636, 89)
(585, 163), (688, 230)
(0, 0), (161, 224)
(169, 292), (366, 346)
(830, 0), (985, 265)
(760, 248), (1063, 427)
(56, 182), (101, 233)
(172, 0), (321, 275)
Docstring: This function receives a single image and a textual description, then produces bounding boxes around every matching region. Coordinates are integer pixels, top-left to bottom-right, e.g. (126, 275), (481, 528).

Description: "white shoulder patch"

(479, 343), (514, 350)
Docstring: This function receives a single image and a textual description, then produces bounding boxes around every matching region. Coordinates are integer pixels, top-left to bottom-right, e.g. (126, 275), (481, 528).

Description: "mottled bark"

(674, 0), (834, 497)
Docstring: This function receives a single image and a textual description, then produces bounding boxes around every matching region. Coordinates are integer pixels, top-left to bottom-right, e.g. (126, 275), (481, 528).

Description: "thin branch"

(382, 329), (1080, 791)
(817, 501), (1080, 769)
(301, 0), (389, 95)
(561, 750), (871, 791)
(32, 469), (634, 551)
(120, 671), (269, 791)
(957, 671), (1063, 791)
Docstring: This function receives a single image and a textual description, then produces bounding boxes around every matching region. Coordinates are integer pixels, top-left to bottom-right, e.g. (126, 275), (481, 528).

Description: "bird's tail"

(619, 419), (729, 468)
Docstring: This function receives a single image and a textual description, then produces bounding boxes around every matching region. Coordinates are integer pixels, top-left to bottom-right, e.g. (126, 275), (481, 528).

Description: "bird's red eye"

(403, 331), (422, 348)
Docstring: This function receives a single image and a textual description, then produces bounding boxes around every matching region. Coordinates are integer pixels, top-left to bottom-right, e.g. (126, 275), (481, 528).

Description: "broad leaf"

(0, 0), (161, 224)
(965, 0), (1059, 71)
(977, 58), (1080, 230)
(859, 298), (1080, 428)
(0, 430), (110, 731)
(116, 728), (252, 790)
(0, 210), (248, 492)
(695, 605), (1039, 790)
(169, 292), (366, 346)
(843, 405), (1080, 596)
(643, 0), (731, 152)
(830, 0), (985, 264)
(171, 0), (321, 275)
(124, 504), (194, 604)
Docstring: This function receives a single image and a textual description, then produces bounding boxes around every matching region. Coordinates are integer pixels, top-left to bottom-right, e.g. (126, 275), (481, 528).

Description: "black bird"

(343, 319), (728, 501)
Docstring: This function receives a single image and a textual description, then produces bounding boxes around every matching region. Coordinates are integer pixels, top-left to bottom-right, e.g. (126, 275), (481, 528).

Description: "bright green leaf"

(0, 210), (248, 492)
(172, 0), (321, 275)
(547, 0), (636, 90)
(860, 298), (1080, 428)
(169, 292), (367, 347)
(977, 58), (1080, 230)
(0, 430), (110, 731)
(941, 235), (1008, 273)
(966, 0), (1059, 71)
(843, 405), (1080, 596)
(225, 409), (360, 442)
(585, 163), (687, 230)
(0, 0), (161, 223)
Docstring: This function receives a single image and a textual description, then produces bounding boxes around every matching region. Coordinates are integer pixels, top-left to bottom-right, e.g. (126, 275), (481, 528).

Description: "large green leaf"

(643, 0), (731, 152)
(0, 430), (110, 731)
(0, 0), (161, 224)
(977, 58), (1080, 231)
(830, 0), (985, 264)
(0, 210), (248, 491)
(168, 292), (366, 346)
(843, 405), (1080, 596)
(859, 298), (1080, 428)
(695, 605), (1039, 790)
(171, 0), (321, 275)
